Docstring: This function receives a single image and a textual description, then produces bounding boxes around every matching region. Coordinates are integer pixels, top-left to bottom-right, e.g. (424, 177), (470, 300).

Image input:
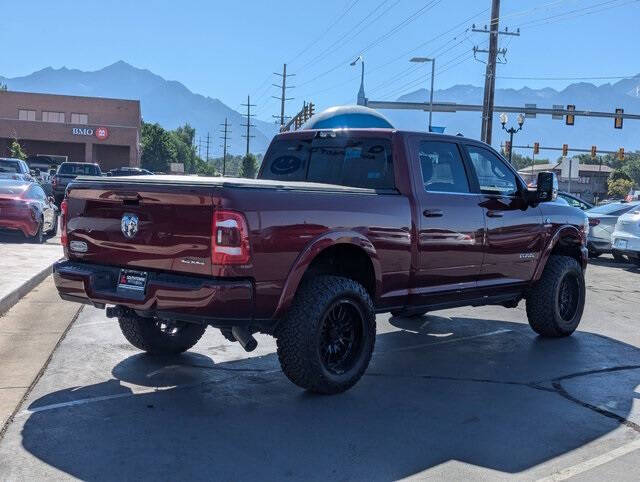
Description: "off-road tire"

(118, 310), (206, 355)
(631, 257), (640, 267)
(276, 275), (376, 394)
(526, 255), (585, 337)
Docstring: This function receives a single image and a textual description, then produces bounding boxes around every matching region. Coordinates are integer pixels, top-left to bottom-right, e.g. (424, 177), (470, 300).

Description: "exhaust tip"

(231, 325), (258, 352)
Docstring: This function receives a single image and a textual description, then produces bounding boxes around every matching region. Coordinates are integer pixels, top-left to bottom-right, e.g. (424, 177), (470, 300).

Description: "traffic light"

(504, 140), (511, 156)
(618, 147), (625, 161)
(533, 142), (539, 155)
(302, 103), (309, 122)
(566, 104), (575, 126)
(308, 102), (315, 118)
(562, 144), (568, 157)
(615, 108), (624, 129)
(591, 145), (597, 159)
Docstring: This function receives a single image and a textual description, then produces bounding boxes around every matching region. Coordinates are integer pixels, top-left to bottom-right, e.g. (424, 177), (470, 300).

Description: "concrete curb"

(0, 263), (56, 317)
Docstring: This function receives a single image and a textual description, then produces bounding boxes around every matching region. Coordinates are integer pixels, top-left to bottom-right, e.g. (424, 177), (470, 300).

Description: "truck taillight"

(60, 200), (68, 247)
(212, 210), (250, 265)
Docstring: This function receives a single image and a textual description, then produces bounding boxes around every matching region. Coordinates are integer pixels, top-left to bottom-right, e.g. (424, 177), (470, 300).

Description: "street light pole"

(410, 57), (435, 132)
(499, 112), (524, 164)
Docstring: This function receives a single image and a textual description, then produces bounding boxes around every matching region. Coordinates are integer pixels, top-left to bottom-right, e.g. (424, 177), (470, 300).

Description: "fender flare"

(533, 224), (583, 281)
(273, 230), (382, 319)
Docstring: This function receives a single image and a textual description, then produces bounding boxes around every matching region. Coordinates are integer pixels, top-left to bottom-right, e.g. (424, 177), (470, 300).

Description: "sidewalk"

(0, 235), (63, 315)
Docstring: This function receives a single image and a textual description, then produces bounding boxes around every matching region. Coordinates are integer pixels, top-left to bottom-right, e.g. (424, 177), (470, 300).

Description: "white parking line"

(538, 438), (640, 481)
(376, 329), (512, 354)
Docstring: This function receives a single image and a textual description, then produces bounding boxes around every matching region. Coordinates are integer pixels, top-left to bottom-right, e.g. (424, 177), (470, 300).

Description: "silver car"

(586, 201), (640, 261)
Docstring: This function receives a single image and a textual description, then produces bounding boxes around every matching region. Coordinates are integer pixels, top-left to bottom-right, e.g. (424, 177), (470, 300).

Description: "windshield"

(0, 160), (20, 173)
(260, 136), (394, 190)
(58, 163), (101, 176)
(587, 202), (639, 215)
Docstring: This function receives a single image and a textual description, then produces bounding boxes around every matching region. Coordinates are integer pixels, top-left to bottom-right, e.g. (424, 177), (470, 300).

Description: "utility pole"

(205, 132), (210, 163)
(241, 95), (256, 157)
(197, 136), (202, 159)
(473, 0), (519, 144)
(273, 63), (295, 126)
(219, 118), (231, 176)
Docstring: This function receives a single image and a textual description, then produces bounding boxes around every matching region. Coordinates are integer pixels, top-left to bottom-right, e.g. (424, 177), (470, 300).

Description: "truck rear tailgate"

(66, 183), (214, 276)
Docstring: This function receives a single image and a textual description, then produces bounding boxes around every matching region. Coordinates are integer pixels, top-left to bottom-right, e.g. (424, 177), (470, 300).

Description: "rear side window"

(261, 137), (394, 190)
(465, 145), (518, 196)
(58, 163), (101, 176)
(419, 141), (469, 194)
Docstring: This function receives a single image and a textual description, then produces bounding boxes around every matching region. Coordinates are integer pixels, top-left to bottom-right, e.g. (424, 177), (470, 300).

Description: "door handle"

(486, 210), (504, 218)
(423, 209), (444, 218)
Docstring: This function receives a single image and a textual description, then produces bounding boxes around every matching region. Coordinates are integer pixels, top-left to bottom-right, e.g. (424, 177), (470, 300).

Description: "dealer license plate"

(117, 269), (148, 292)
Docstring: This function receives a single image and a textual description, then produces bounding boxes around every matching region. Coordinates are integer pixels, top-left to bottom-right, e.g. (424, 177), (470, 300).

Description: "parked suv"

(53, 129), (588, 394)
(51, 162), (101, 203)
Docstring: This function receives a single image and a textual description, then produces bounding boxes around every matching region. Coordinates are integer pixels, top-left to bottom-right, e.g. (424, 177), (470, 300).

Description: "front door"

(410, 138), (486, 307)
(462, 144), (544, 286)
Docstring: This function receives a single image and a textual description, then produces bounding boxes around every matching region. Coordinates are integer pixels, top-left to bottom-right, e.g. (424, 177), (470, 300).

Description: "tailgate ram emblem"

(121, 213), (139, 239)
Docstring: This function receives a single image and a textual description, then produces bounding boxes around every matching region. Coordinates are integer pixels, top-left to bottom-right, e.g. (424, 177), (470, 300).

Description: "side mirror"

(536, 171), (558, 203)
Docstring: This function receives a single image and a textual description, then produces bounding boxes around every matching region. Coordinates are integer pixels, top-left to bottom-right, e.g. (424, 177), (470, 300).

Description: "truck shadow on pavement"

(19, 316), (640, 480)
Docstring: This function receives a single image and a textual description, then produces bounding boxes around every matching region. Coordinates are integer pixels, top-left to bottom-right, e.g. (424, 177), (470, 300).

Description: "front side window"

(465, 145), (519, 196)
(419, 141), (469, 194)
(42, 111), (65, 123)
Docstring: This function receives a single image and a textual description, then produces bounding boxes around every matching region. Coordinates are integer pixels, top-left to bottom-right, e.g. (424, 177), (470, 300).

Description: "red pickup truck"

(53, 129), (588, 394)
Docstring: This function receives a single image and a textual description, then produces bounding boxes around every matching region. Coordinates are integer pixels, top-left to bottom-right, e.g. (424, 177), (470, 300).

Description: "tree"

(240, 153), (258, 178)
(621, 157), (640, 187)
(0, 83), (7, 91)
(608, 178), (634, 198)
(140, 122), (176, 173)
(610, 169), (632, 183)
(9, 137), (26, 160)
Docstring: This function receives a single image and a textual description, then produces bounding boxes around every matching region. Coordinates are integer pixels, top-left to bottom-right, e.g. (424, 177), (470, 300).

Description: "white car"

(612, 206), (640, 266)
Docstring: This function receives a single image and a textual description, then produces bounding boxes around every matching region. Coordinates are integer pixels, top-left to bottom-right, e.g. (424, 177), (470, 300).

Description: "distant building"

(0, 90), (140, 171)
(518, 159), (613, 203)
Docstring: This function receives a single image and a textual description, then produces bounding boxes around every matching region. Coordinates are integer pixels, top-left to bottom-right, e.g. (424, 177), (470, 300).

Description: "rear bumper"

(0, 217), (38, 237)
(611, 232), (640, 259)
(53, 260), (255, 325)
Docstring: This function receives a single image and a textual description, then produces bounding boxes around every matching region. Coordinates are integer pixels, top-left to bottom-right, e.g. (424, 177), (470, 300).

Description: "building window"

(42, 111), (65, 123)
(18, 109), (36, 121)
(71, 113), (88, 124)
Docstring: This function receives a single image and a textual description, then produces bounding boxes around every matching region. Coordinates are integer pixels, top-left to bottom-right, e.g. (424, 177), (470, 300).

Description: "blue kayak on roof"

(302, 105), (394, 130)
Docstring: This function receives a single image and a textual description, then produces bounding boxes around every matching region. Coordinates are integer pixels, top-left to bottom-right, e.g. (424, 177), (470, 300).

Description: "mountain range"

(0, 61), (279, 156)
(382, 75), (640, 154)
(2, 61), (639, 155)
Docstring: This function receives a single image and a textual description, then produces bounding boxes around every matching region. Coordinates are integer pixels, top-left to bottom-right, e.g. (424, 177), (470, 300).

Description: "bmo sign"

(72, 126), (109, 140)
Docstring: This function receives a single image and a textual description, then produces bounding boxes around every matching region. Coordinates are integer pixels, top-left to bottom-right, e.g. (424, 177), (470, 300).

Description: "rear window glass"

(58, 163), (101, 175)
(0, 160), (21, 173)
(261, 137), (394, 190)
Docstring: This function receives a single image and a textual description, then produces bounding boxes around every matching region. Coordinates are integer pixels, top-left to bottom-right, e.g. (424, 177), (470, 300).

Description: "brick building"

(0, 90), (140, 171)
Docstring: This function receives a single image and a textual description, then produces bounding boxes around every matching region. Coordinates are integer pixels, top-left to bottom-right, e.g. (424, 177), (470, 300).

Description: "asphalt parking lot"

(0, 256), (639, 480)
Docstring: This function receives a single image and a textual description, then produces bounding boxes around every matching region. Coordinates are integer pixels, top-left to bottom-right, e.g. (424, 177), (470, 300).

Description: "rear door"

(462, 144), (544, 286)
(409, 137), (486, 306)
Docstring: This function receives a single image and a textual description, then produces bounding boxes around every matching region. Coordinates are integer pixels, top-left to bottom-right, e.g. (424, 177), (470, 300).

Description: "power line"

(240, 95), (256, 157)
(517, 0), (638, 28)
(272, 63), (295, 126)
(287, 0), (362, 65)
(219, 119), (231, 176)
(497, 74), (640, 81)
(297, 0), (442, 88)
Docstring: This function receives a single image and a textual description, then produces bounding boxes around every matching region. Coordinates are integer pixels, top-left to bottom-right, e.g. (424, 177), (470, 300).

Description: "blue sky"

(2, 0), (639, 121)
